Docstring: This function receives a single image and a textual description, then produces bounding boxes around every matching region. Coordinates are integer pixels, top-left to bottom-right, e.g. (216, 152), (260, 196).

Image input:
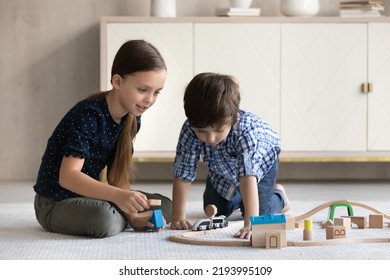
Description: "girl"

(33, 40), (171, 238)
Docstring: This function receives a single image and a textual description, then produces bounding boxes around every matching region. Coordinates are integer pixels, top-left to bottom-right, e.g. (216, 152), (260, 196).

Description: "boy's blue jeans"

(203, 159), (285, 218)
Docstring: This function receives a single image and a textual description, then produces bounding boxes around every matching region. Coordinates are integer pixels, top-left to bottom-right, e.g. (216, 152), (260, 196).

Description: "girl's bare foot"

(126, 211), (154, 231)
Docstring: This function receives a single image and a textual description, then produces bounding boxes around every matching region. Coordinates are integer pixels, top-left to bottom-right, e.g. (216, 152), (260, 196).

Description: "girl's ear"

(112, 74), (122, 89)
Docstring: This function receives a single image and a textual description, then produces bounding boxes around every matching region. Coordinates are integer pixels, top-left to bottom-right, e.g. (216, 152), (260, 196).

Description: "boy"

(170, 73), (291, 239)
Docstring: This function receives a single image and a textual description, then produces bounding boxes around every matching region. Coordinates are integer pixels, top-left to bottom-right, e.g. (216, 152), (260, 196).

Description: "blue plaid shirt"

(173, 110), (281, 200)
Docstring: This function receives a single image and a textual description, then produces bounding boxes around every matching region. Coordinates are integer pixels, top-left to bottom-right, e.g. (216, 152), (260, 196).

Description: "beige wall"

(1, 0), (389, 181)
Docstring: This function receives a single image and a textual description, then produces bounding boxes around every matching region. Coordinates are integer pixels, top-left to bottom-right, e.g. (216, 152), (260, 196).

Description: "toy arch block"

(328, 202), (354, 221)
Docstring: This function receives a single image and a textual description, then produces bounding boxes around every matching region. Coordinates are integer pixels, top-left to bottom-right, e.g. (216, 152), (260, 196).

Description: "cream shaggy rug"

(1, 200), (390, 260)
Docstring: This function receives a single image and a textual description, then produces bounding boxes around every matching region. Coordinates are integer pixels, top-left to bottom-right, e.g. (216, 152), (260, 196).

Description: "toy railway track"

(294, 199), (390, 222)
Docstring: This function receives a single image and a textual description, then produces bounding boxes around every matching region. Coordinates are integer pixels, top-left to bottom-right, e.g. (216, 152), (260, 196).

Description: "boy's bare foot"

(275, 184), (292, 213)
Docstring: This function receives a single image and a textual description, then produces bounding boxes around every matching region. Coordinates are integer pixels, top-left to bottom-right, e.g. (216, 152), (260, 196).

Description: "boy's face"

(193, 124), (231, 147)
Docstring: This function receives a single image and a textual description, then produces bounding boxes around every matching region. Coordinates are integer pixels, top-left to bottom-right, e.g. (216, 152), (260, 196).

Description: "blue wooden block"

(250, 213), (286, 225)
(150, 209), (164, 228)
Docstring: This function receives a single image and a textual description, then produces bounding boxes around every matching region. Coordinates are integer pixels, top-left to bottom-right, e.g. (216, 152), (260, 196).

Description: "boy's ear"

(111, 74), (122, 89)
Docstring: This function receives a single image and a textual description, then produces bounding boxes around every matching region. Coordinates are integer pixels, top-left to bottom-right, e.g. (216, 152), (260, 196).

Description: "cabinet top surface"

(101, 16), (390, 24)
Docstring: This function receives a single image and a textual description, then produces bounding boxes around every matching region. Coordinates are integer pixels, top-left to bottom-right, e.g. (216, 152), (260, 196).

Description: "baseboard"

(133, 162), (390, 182)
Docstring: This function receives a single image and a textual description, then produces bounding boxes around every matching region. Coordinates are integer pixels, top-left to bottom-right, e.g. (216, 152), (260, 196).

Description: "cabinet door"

(368, 23), (390, 151)
(281, 23), (367, 151)
(103, 23), (193, 151)
(194, 23), (281, 132)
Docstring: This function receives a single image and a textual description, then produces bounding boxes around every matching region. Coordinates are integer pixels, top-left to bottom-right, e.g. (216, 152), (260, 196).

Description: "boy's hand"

(170, 219), (193, 230)
(234, 226), (252, 239)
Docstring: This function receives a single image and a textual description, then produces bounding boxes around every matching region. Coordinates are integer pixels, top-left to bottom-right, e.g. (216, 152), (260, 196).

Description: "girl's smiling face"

(114, 70), (167, 117)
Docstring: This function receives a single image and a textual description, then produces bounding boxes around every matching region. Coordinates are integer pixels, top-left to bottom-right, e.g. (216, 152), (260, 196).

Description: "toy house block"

(265, 232), (282, 249)
(148, 199), (161, 206)
(251, 213), (287, 248)
(285, 216), (295, 230)
(321, 220), (334, 228)
(369, 214), (384, 229)
(334, 217), (351, 229)
(150, 209), (164, 228)
(252, 224), (287, 247)
(349, 216), (366, 229)
(326, 225), (346, 239)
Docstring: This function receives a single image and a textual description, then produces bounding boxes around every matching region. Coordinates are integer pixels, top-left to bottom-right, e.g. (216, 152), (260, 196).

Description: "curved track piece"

(294, 199), (348, 222)
(347, 200), (390, 220)
(294, 199), (390, 222)
(170, 230), (250, 247)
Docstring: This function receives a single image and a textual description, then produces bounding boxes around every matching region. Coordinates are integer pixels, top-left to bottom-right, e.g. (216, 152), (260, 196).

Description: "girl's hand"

(127, 211), (166, 232)
(234, 226), (252, 239)
(170, 218), (193, 230)
(114, 189), (150, 214)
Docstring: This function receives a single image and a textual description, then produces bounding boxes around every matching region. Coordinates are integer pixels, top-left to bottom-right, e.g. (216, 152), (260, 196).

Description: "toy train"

(192, 215), (228, 231)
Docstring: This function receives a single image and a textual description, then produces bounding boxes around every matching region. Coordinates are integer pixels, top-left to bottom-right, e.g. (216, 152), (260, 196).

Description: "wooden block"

(204, 204), (218, 217)
(334, 217), (351, 229)
(349, 216), (366, 229)
(251, 224), (287, 248)
(303, 219), (313, 241)
(321, 220), (334, 228)
(150, 209), (164, 228)
(326, 225), (346, 239)
(369, 214), (384, 229)
(286, 216), (295, 230)
(148, 199), (161, 206)
(295, 222), (304, 229)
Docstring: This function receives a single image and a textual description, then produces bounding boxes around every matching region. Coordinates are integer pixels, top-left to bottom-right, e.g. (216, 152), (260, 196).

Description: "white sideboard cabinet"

(368, 23), (390, 151)
(281, 23), (367, 151)
(101, 17), (390, 160)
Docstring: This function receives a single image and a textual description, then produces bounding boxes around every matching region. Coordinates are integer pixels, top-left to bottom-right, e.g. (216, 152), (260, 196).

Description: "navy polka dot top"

(33, 94), (140, 201)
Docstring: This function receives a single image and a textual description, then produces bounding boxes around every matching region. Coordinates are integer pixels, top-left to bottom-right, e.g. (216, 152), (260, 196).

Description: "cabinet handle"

(362, 83), (368, 93)
(368, 82), (373, 93)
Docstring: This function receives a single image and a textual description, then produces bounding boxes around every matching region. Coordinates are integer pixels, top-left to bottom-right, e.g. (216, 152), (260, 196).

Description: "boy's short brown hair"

(183, 73), (240, 128)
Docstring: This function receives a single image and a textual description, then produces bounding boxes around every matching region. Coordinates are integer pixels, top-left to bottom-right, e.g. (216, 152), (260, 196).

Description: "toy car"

(192, 218), (213, 231)
(212, 215), (228, 229)
(192, 215), (228, 231)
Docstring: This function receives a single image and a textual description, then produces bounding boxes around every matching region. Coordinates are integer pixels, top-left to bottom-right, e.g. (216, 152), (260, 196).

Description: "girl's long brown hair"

(105, 40), (166, 187)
